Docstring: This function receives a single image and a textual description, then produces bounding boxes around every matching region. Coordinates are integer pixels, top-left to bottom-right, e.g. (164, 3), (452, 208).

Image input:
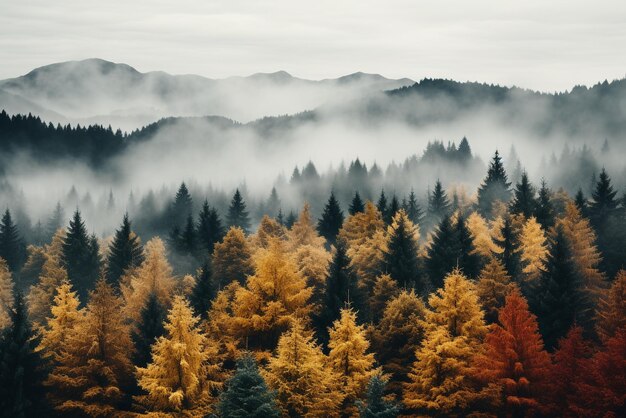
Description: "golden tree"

(369, 274), (400, 321)
(466, 211), (502, 259)
(328, 308), (378, 417)
(291, 243), (331, 313)
(0, 257), (14, 329)
(287, 202), (326, 250)
(403, 269), (487, 415)
(136, 295), (222, 416)
(264, 321), (342, 417)
(517, 216), (547, 283)
(212, 226), (254, 286)
(595, 270), (626, 342)
(475, 257), (518, 323)
(205, 281), (244, 366)
(46, 279), (134, 416)
(251, 215), (287, 251)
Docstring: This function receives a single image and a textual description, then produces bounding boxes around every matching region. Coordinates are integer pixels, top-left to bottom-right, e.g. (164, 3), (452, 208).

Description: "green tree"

(317, 192), (345, 246)
(131, 292), (166, 368)
(0, 210), (24, 272)
(357, 374), (399, 418)
(425, 215), (457, 289)
(510, 171), (537, 218)
(383, 209), (423, 291)
(189, 262), (216, 320)
(227, 189), (252, 233)
(403, 189), (424, 226)
(476, 150), (511, 218)
(350, 192), (365, 215)
(425, 180), (451, 230)
(105, 213), (144, 290)
(534, 179), (555, 229)
(197, 200), (225, 255)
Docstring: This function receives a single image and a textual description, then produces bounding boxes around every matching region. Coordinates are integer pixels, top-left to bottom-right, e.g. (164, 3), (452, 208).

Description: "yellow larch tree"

(212, 226), (254, 286)
(205, 281), (244, 365)
(120, 237), (176, 322)
(264, 321), (342, 417)
(287, 202), (326, 250)
(27, 229), (69, 328)
(403, 269), (487, 415)
(250, 215), (287, 251)
(136, 295), (223, 416)
(476, 258), (518, 323)
(369, 274), (400, 321)
(328, 308), (378, 417)
(233, 237), (312, 357)
(517, 216), (548, 283)
(557, 202), (606, 301)
(37, 279), (82, 363)
(291, 243), (331, 313)
(0, 257), (14, 329)
(466, 211), (502, 260)
(46, 279), (134, 416)
(595, 270), (626, 342)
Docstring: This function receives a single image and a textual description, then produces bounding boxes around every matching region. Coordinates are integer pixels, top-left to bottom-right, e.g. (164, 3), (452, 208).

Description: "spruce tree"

(0, 292), (48, 417)
(386, 195), (400, 224)
(317, 191), (345, 246)
(404, 189), (424, 226)
(189, 262), (216, 320)
(105, 213), (144, 289)
(357, 374), (399, 418)
(196, 200), (225, 254)
(588, 168), (618, 229)
(46, 202), (64, 242)
(376, 190), (388, 222)
(425, 215), (458, 289)
(227, 189), (251, 233)
(456, 214), (481, 278)
(383, 209), (423, 291)
(62, 210), (101, 302)
(349, 192), (365, 215)
(476, 150), (512, 218)
(266, 187), (281, 218)
(0, 210), (24, 272)
(496, 215), (521, 280)
(171, 182), (193, 229)
(510, 171), (537, 218)
(179, 214), (197, 255)
(534, 179), (555, 229)
(425, 180), (451, 230)
(218, 354), (280, 418)
(574, 188), (587, 215)
(285, 211), (297, 229)
(131, 292), (166, 368)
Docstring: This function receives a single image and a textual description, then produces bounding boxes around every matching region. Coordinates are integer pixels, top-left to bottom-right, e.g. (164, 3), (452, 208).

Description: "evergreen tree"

(534, 179), (555, 229)
(496, 215), (521, 280)
(266, 187), (281, 218)
(588, 168), (618, 229)
(218, 354), (280, 418)
(574, 188), (587, 215)
(227, 189), (251, 233)
(285, 211), (297, 229)
(425, 215), (457, 289)
(386, 195), (400, 224)
(171, 182), (193, 229)
(404, 189), (424, 226)
(456, 214), (482, 278)
(131, 292), (166, 368)
(0, 292), (48, 417)
(510, 171), (537, 218)
(61, 210), (101, 302)
(0, 210), (24, 272)
(196, 200), (225, 255)
(349, 192), (365, 215)
(212, 227), (254, 287)
(45, 202), (64, 241)
(317, 191), (345, 246)
(357, 374), (399, 418)
(189, 262), (216, 320)
(179, 213), (197, 255)
(476, 150), (512, 217)
(105, 213), (144, 289)
(383, 209), (423, 291)
(426, 180), (451, 229)
(377, 190), (388, 223)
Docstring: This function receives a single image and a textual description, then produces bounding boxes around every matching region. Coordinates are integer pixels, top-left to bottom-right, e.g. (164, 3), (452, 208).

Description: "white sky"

(1, 0), (625, 91)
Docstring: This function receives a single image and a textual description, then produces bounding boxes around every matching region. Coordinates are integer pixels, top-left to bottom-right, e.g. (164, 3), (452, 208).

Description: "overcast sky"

(1, 0), (625, 91)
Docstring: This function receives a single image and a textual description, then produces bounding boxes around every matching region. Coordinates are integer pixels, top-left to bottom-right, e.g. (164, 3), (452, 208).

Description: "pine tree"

(574, 188), (587, 215)
(227, 189), (251, 233)
(197, 200), (225, 255)
(62, 210), (101, 302)
(456, 214), (482, 278)
(588, 168), (618, 230)
(369, 290), (425, 395)
(382, 209), (423, 291)
(403, 269), (487, 415)
(425, 180), (451, 229)
(357, 374), (399, 418)
(387, 195), (400, 224)
(317, 192), (345, 246)
(476, 150), (512, 218)
(45, 202), (64, 242)
(46, 280), (134, 416)
(0, 292), (48, 417)
(0, 209), (24, 272)
(404, 189), (424, 226)
(264, 321), (342, 417)
(177, 213), (198, 255)
(136, 295), (221, 415)
(496, 215), (521, 280)
(328, 308), (377, 416)
(518, 216), (547, 285)
(376, 190), (388, 222)
(189, 262), (216, 320)
(212, 227), (254, 287)
(476, 258), (517, 323)
(471, 290), (552, 417)
(106, 213), (144, 290)
(218, 354), (280, 418)
(532, 226), (591, 350)
(595, 270), (626, 342)
(349, 192), (365, 215)
(510, 171), (537, 218)
(425, 215), (457, 289)
(131, 292), (166, 368)
(0, 259), (13, 330)
(171, 182), (193, 229)
(534, 179), (555, 229)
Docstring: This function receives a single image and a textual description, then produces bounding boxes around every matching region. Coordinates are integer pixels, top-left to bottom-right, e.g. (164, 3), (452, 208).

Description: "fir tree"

(404, 189), (424, 226)
(496, 215), (521, 280)
(588, 168), (618, 229)
(45, 202), (64, 242)
(179, 213), (198, 255)
(0, 292), (48, 417)
(218, 354), (280, 418)
(131, 292), (166, 368)
(349, 192), (365, 215)
(171, 182), (193, 229)
(534, 179), (555, 229)
(456, 214), (482, 278)
(377, 190), (388, 222)
(227, 189), (251, 233)
(383, 209), (423, 291)
(189, 262), (216, 320)
(387, 195), (400, 224)
(197, 200), (225, 255)
(317, 191), (345, 246)
(61, 210), (101, 302)
(426, 180), (451, 229)
(425, 215), (457, 289)
(357, 374), (399, 418)
(476, 150), (512, 218)
(285, 211), (297, 229)
(510, 171), (537, 218)
(0, 210), (24, 272)
(266, 187), (281, 218)
(105, 213), (144, 290)
(574, 188), (587, 215)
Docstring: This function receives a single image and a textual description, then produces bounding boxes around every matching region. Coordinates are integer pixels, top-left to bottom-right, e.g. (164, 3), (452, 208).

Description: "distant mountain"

(0, 58), (414, 130)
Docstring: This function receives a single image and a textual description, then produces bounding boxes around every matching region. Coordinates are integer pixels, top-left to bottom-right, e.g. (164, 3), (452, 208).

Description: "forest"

(0, 146), (624, 417)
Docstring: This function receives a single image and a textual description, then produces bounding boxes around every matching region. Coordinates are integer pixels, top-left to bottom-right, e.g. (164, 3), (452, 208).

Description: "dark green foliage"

(425, 215), (457, 289)
(266, 188), (281, 218)
(171, 182), (193, 229)
(455, 215), (481, 278)
(425, 180), (451, 230)
(589, 169), (618, 229)
(276, 209), (285, 226)
(357, 374), (399, 418)
(62, 210), (101, 302)
(403, 190), (424, 226)
(510, 171), (537, 218)
(476, 150), (512, 218)
(574, 188), (587, 216)
(496, 216), (521, 281)
(386, 195), (400, 224)
(179, 214), (197, 255)
(0, 292), (49, 417)
(531, 227), (591, 350)
(383, 213), (423, 292)
(227, 189), (251, 233)
(196, 200), (225, 255)
(218, 354), (280, 418)
(285, 211), (297, 229)
(105, 214), (144, 289)
(377, 191), (388, 221)
(45, 202), (64, 242)
(349, 192), (365, 215)
(189, 262), (215, 320)
(317, 192), (345, 246)
(131, 292), (166, 368)
(0, 210), (24, 272)
(534, 179), (555, 230)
